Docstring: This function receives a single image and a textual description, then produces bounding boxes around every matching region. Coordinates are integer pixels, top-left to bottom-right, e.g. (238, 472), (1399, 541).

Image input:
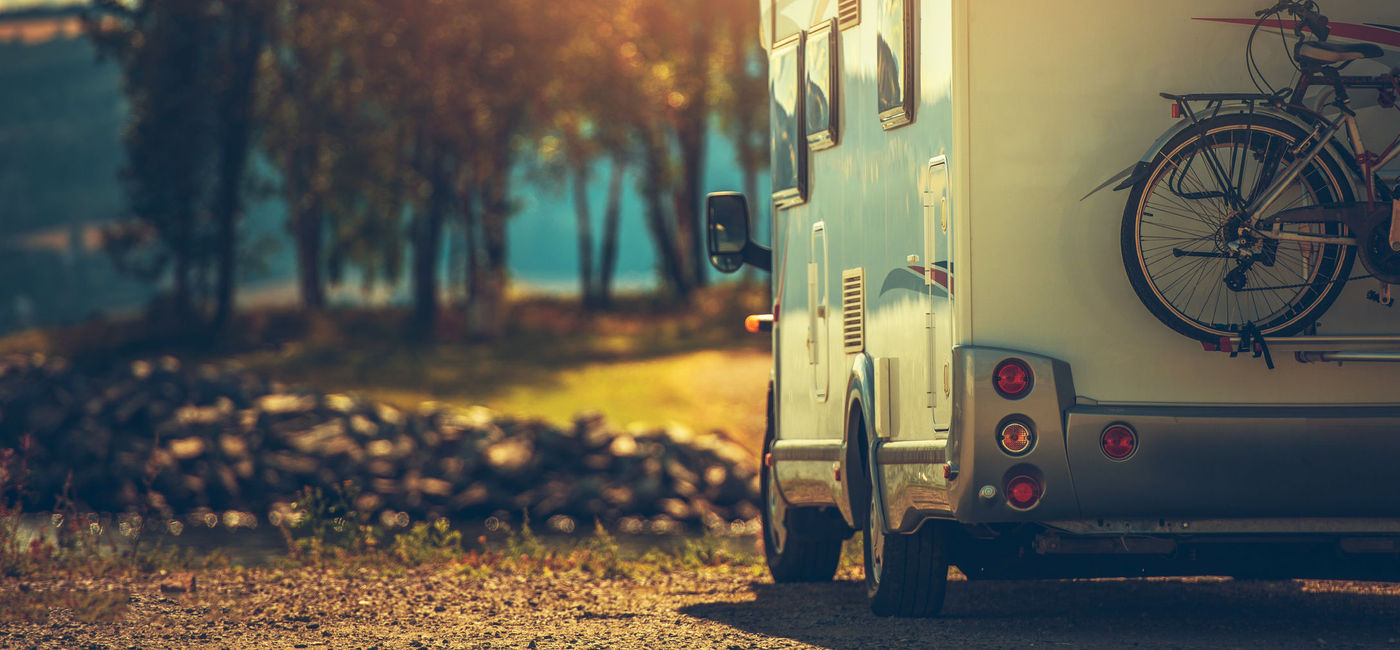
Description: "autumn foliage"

(85, 0), (767, 340)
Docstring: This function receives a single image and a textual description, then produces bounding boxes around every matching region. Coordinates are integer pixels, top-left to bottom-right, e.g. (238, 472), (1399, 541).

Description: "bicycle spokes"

(1125, 116), (1354, 340)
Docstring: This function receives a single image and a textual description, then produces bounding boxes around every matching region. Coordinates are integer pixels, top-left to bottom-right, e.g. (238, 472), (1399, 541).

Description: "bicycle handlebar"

(1256, 0), (1330, 41)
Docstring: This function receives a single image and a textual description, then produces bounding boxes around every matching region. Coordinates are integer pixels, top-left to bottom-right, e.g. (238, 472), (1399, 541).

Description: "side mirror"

(706, 192), (772, 273)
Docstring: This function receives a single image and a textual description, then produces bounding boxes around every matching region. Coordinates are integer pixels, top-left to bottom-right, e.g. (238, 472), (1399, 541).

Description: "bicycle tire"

(1122, 113), (1356, 341)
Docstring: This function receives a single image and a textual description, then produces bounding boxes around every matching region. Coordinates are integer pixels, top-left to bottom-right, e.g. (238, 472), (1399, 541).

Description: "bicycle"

(1117, 0), (1400, 343)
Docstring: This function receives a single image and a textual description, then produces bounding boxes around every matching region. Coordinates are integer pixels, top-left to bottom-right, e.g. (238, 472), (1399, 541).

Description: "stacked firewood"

(0, 354), (760, 530)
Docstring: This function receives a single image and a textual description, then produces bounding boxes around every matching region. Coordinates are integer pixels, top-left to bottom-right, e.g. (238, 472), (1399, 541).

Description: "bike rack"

(1222, 335), (1400, 363)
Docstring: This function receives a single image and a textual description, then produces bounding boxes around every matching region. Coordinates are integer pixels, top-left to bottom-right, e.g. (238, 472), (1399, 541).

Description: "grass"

(0, 283), (775, 452)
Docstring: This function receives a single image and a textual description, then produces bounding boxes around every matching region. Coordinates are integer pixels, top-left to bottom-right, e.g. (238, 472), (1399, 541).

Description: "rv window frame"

(876, 0), (915, 130)
(805, 18), (840, 151)
(771, 31), (808, 210)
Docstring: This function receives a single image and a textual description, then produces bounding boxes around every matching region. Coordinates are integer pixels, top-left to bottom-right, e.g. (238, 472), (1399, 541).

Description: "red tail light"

(1101, 424), (1137, 460)
(1005, 475), (1043, 509)
(993, 359), (1033, 399)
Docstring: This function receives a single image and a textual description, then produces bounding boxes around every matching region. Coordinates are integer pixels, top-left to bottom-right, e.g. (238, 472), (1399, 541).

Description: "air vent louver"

(842, 268), (865, 353)
(838, 0), (860, 30)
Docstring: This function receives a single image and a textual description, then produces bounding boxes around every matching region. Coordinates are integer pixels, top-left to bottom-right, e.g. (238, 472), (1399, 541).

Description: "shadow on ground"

(680, 577), (1400, 648)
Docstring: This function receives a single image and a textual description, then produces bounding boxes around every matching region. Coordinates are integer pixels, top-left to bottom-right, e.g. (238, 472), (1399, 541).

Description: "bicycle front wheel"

(1122, 113), (1356, 342)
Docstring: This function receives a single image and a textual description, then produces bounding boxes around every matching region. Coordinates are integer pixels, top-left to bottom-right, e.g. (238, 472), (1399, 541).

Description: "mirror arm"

(743, 243), (772, 272)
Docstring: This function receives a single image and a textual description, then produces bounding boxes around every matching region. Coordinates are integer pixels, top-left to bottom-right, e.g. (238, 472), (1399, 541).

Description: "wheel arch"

(841, 353), (881, 530)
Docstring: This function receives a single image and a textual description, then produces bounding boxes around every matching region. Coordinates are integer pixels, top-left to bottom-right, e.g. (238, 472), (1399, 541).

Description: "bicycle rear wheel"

(1122, 113), (1356, 341)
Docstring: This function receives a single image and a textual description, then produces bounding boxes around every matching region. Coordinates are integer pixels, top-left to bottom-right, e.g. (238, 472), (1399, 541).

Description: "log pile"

(0, 354), (760, 530)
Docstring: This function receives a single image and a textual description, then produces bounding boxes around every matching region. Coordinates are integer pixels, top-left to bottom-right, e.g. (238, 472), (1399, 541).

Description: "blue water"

(0, 33), (771, 334)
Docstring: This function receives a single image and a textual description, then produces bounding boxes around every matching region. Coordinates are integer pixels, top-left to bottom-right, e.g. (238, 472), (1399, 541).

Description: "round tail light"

(993, 359), (1033, 399)
(1101, 424), (1137, 460)
(1005, 475), (1043, 509)
(997, 420), (1035, 456)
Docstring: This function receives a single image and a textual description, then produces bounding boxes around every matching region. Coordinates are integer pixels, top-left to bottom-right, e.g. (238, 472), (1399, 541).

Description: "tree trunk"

(596, 155), (625, 309)
(673, 113), (707, 291)
(571, 161), (595, 309)
(639, 126), (690, 298)
(674, 26), (712, 292)
(211, 10), (266, 333)
(172, 228), (192, 321)
(411, 145), (449, 341)
(464, 194), (481, 312)
(294, 197), (325, 309)
(473, 164), (510, 341)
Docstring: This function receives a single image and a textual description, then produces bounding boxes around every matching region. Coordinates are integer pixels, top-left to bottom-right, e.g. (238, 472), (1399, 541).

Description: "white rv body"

(749, 0), (1400, 578)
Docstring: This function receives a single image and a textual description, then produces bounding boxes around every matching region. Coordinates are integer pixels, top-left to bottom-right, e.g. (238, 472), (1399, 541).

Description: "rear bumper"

(1065, 404), (1400, 519)
(883, 345), (1400, 535)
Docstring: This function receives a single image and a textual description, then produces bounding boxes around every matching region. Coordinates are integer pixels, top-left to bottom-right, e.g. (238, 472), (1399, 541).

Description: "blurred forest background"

(0, 0), (774, 442)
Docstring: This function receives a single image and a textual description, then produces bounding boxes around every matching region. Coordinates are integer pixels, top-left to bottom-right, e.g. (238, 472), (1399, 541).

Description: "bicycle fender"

(1079, 161), (1143, 201)
(1085, 103), (1364, 201)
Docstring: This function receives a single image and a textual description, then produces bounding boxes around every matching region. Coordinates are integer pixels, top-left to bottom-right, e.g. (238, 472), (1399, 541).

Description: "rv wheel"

(761, 385), (845, 582)
(864, 489), (950, 617)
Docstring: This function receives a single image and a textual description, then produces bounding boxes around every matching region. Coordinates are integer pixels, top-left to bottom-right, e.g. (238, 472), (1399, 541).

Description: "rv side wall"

(766, 0), (961, 510)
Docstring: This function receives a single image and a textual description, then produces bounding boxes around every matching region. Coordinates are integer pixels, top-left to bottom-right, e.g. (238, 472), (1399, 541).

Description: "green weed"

(391, 518), (463, 565)
(280, 482), (383, 561)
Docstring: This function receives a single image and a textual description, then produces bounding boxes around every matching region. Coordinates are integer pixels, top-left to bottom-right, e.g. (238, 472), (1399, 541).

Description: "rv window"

(771, 33), (807, 209)
(877, 0), (914, 129)
(806, 18), (838, 151)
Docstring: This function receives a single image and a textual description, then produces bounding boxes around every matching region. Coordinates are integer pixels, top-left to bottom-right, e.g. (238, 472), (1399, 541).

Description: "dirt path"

(8, 566), (1400, 649)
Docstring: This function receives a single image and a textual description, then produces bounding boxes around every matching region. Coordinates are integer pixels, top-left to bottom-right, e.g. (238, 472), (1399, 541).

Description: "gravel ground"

(8, 565), (1400, 649)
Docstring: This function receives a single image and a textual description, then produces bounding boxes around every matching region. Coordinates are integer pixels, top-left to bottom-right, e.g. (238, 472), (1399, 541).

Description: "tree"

(209, 0), (276, 331)
(534, 1), (637, 309)
(713, 2), (769, 251)
(608, 0), (764, 300)
(88, 1), (219, 322)
(89, 0), (273, 332)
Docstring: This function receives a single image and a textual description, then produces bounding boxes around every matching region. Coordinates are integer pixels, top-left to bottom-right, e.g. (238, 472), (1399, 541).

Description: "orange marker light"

(998, 421), (1034, 456)
(745, 314), (774, 333)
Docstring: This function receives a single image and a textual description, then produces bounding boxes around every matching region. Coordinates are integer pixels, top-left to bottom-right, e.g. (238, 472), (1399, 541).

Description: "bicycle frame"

(1242, 70), (1400, 243)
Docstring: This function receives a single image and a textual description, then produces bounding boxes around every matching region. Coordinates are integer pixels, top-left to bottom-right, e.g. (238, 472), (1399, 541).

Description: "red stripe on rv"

(1195, 18), (1400, 49)
(908, 265), (953, 294)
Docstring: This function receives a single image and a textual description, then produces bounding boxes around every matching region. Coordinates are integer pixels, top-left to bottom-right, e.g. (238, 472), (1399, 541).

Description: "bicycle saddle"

(1295, 40), (1384, 65)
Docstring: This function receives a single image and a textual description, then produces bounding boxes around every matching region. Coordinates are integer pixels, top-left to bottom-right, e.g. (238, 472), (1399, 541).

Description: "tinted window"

(806, 19), (838, 150)
(771, 33), (806, 208)
(877, 0), (913, 129)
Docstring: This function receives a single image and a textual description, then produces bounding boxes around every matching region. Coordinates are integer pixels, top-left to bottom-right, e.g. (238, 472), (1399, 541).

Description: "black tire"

(863, 492), (950, 617)
(761, 385), (844, 582)
(860, 422), (950, 617)
(1122, 113), (1356, 341)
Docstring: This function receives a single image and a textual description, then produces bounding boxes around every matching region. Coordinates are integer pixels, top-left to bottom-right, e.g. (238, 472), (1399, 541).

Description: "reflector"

(1101, 424), (1137, 460)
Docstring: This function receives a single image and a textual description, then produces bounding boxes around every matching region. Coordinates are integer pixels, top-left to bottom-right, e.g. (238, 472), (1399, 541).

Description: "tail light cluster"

(992, 358), (1039, 508)
(981, 359), (1141, 513)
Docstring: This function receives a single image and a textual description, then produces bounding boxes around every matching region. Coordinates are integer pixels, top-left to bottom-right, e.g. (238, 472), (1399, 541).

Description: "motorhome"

(706, 0), (1400, 617)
